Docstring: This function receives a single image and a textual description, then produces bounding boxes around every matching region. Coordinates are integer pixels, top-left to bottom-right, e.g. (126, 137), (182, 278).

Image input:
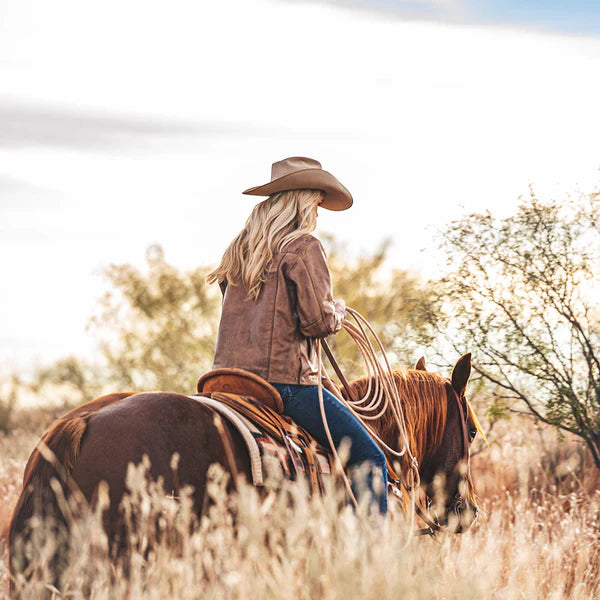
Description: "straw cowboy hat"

(242, 156), (353, 211)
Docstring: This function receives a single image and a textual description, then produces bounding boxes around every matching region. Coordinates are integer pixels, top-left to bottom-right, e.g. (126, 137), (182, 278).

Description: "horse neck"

(348, 370), (449, 467)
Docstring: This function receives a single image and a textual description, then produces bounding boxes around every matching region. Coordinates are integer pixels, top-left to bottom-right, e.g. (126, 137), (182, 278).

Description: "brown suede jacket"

(212, 234), (344, 385)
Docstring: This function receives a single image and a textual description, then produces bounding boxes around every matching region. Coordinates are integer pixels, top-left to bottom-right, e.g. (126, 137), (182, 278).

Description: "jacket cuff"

(300, 301), (344, 338)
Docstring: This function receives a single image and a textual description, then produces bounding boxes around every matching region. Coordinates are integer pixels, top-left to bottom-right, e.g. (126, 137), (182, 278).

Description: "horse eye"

(469, 426), (477, 441)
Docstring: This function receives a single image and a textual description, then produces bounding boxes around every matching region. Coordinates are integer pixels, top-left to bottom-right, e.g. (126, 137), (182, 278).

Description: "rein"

(317, 307), (471, 538)
(321, 339), (357, 403)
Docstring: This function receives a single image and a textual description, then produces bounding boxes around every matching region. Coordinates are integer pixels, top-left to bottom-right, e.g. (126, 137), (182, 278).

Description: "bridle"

(443, 380), (471, 475)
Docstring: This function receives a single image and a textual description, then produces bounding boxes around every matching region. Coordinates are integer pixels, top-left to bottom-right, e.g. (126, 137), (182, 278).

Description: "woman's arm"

(286, 238), (346, 338)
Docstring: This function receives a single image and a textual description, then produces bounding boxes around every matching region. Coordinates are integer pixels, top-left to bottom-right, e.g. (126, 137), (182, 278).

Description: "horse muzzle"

(442, 496), (479, 533)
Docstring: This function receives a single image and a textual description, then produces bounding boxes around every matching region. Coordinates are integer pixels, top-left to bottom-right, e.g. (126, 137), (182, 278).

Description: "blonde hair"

(206, 189), (323, 300)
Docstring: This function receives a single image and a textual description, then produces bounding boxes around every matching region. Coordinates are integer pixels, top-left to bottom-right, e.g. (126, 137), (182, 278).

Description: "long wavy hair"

(206, 189), (323, 300)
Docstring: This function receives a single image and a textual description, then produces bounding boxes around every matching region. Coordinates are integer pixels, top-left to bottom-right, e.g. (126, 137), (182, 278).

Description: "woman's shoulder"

(280, 234), (324, 257)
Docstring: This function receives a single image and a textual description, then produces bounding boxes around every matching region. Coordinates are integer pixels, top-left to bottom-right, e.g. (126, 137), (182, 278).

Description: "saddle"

(196, 368), (332, 493)
(197, 368), (284, 413)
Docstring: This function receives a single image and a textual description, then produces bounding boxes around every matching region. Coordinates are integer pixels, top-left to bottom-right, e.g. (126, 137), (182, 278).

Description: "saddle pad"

(188, 394), (331, 491)
(189, 395), (265, 485)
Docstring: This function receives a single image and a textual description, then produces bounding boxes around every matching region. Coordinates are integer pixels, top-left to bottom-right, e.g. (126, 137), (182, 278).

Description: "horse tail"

(8, 392), (134, 597)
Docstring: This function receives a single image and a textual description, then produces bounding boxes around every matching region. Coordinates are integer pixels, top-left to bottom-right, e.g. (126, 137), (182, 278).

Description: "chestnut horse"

(8, 353), (479, 593)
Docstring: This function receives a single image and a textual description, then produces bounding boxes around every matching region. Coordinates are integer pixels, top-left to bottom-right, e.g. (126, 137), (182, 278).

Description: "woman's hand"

(334, 299), (346, 317)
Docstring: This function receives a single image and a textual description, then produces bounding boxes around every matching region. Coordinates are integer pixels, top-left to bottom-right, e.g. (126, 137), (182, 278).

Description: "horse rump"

(7, 392), (132, 597)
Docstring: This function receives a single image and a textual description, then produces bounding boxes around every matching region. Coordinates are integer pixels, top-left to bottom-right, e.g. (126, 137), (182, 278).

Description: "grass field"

(1, 405), (599, 599)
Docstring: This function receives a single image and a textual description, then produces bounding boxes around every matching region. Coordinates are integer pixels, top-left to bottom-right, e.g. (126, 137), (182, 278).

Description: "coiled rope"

(316, 306), (421, 533)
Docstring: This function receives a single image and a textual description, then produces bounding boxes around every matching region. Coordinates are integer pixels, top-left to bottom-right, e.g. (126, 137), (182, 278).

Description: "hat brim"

(242, 168), (353, 211)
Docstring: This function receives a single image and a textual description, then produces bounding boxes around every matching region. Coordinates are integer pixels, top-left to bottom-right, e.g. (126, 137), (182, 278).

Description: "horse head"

(414, 353), (479, 533)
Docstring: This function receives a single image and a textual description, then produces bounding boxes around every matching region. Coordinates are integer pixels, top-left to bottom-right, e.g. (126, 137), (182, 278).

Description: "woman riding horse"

(206, 156), (388, 516)
(8, 158), (480, 596)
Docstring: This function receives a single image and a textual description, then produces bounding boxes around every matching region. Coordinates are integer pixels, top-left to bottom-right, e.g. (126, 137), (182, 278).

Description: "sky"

(1, 0), (600, 375)
(307, 0), (600, 35)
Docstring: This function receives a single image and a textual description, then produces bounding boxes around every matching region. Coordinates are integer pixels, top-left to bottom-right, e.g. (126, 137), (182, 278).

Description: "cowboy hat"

(242, 156), (353, 211)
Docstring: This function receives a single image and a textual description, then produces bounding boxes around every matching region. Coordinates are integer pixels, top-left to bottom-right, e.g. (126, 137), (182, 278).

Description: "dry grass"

(1, 407), (599, 599)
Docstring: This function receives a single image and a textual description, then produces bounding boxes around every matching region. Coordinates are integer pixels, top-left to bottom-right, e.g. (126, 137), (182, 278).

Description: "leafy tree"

(86, 244), (221, 393)
(26, 356), (105, 406)
(419, 187), (600, 466)
(0, 375), (19, 433)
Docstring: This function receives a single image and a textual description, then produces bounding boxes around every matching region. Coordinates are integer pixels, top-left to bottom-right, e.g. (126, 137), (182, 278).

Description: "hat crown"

(271, 156), (322, 181)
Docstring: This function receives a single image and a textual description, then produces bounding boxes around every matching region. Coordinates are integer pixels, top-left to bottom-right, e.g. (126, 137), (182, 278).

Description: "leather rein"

(321, 339), (471, 536)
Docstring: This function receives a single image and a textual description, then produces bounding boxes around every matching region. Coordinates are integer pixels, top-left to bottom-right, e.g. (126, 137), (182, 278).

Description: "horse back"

(9, 390), (252, 594)
(69, 392), (251, 512)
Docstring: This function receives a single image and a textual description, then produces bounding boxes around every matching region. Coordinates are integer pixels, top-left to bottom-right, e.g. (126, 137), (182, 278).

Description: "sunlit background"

(1, 0), (600, 373)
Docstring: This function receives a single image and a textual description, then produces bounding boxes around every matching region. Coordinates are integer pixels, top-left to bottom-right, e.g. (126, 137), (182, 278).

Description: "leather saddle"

(197, 368), (284, 413)
(196, 368), (330, 493)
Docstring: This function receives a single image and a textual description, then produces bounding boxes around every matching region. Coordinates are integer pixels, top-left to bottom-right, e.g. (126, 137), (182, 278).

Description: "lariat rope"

(316, 306), (421, 533)
(316, 342), (359, 510)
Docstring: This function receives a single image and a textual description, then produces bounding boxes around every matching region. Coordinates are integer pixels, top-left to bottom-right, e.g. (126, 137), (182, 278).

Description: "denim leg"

(272, 383), (388, 515)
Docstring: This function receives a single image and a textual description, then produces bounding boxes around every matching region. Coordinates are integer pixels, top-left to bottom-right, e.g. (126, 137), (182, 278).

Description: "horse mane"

(346, 369), (449, 462)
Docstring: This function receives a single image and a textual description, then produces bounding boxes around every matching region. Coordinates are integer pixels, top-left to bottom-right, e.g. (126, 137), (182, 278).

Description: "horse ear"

(414, 357), (427, 371)
(451, 353), (472, 395)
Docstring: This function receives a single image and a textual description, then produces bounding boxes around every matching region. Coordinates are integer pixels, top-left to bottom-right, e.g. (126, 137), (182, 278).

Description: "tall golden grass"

(1, 407), (599, 599)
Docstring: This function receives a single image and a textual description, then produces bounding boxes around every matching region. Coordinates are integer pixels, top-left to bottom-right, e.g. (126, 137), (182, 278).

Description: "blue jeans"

(271, 383), (388, 516)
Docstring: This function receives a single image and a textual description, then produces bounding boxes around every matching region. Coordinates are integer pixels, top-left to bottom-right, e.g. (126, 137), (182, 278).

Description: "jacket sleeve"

(286, 238), (345, 338)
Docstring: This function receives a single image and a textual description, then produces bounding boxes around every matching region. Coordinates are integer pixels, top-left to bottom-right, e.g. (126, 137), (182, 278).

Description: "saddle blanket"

(188, 394), (332, 491)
